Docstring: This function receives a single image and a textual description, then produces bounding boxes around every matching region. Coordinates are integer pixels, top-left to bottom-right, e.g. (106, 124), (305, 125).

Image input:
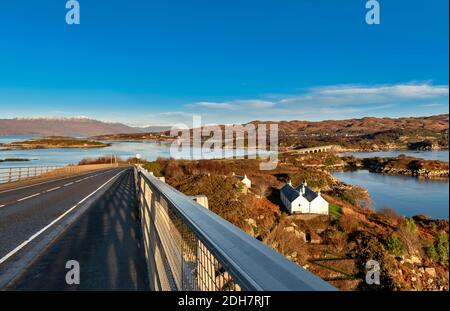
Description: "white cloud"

(157, 82), (449, 124)
(189, 102), (235, 109)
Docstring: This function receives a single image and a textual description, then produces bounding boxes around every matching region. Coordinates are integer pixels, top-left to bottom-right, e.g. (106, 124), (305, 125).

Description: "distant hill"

(246, 114), (449, 150)
(246, 114), (449, 136)
(142, 125), (172, 133)
(0, 117), (144, 137)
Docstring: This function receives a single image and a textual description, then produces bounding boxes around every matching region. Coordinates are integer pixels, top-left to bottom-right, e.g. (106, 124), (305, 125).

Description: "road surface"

(0, 167), (149, 290)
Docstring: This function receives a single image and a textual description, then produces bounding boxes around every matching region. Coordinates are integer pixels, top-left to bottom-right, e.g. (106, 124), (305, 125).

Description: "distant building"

(280, 181), (329, 215)
(232, 172), (251, 189)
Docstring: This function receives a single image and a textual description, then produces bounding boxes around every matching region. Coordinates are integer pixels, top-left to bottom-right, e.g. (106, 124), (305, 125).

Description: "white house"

(232, 172), (251, 188)
(280, 181), (329, 215)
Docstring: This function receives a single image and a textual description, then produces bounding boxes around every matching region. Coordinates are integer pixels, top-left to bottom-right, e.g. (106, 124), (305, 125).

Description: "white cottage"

(232, 172), (251, 188)
(280, 181), (329, 215)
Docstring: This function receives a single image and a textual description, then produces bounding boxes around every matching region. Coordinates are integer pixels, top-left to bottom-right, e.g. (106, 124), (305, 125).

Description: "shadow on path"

(9, 168), (149, 290)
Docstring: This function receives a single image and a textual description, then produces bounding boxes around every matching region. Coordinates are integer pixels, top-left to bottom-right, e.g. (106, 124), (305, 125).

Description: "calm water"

(2, 136), (448, 219)
(339, 150), (449, 162)
(332, 170), (449, 219)
(0, 136), (267, 167)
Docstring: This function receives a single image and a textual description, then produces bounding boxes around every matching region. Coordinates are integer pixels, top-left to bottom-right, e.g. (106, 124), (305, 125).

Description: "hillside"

(0, 117), (142, 137)
(249, 114), (449, 136)
(249, 114), (449, 151)
(156, 114), (448, 151)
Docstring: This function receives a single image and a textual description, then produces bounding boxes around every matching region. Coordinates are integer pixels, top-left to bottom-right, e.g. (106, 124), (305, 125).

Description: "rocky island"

(344, 155), (449, 179)
(0, 136), (110, 150)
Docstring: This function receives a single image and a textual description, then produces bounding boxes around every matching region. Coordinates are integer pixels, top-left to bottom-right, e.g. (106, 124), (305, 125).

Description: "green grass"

(329, 203), (343, 221)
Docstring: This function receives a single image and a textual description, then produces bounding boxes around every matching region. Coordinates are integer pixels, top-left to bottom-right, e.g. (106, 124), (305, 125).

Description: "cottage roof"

(282, 183), (320, 203)
(280, 184), (300, 202)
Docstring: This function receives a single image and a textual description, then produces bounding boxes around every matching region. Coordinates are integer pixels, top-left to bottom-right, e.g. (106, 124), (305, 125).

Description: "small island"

(0, 136), (110, 150)
(91, 132), (177, 142)
(0, 158), (31, 163)
(343, 155), (449, 179)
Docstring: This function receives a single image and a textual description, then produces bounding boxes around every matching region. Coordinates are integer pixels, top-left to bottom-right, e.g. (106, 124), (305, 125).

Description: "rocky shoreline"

(0, 137), (110, 150)
(343, 155), (449, 179)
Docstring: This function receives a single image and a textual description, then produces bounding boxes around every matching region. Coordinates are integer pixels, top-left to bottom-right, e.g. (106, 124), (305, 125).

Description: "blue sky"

(0, 0), (448, 126)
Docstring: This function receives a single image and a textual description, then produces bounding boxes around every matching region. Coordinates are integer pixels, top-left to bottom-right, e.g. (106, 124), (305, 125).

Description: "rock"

(290, 222), (298, 228)
(245, 218), (257, 227)
(427, 279), (434, 285)
(291, 252), (298, 258)
(294, 230), (307, 242)
(425, 267), (437, 278)
(284, 226), (295, 233)
(413, 214), (430, 222)
(405, 256), (422, 265)
(411, 276), (417, 282)
(418, 267), (425, 274)
(310, 237), (321, 244)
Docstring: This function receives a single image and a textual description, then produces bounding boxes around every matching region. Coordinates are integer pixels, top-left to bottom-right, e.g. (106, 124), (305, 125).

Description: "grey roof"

(303, 187), (319, 202)
(281, 184), (300, 202)
(282, 184), (319, 203)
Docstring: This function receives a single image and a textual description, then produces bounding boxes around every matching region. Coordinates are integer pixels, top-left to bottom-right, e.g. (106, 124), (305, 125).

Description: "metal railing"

(134, 166), (336, 291)
(0, 163), (120, 185)
(0, 166), (62, 184)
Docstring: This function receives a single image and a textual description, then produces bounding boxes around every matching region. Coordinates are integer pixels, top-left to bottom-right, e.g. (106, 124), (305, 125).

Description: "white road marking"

(0, 204), (5, 208)
(0, 169), (125, 266)
(17, 193), (41, 202)
(0, 169), (112, 195)
(45, 186), (61, 193)
(64, 182), (74, 187)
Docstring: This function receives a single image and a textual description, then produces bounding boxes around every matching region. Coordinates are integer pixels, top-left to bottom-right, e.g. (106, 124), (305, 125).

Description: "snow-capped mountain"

(0, 117), (145, 137)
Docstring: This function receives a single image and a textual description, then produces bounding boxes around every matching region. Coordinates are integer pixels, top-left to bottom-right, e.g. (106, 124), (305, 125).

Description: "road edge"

(0, 168), (127, 290)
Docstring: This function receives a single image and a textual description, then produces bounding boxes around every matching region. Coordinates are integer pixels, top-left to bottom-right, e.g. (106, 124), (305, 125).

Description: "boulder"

(405, 256), (421, 265)
(425, 267), (437, 278)
(294, 230), (307, 242)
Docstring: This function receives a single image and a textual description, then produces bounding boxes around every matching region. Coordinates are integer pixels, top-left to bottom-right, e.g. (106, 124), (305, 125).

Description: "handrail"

(0, 166), (62, 184)
(135, 166), (336, 291)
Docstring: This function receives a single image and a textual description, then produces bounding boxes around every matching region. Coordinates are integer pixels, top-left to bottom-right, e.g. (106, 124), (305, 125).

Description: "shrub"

(403, 217), (417, 233)
(424, 232), (448, 264)
(397, 217), (418, 255)
(143, 161), (163, 177)
(435, 231), (449, 263)
(385, 234), (405, 257)
(338, 213), (359, 232)
(425, 243), (439, 261)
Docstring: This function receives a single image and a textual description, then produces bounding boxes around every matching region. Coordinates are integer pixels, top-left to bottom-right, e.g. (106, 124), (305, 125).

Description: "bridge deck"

(5, 168), (149, 290)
